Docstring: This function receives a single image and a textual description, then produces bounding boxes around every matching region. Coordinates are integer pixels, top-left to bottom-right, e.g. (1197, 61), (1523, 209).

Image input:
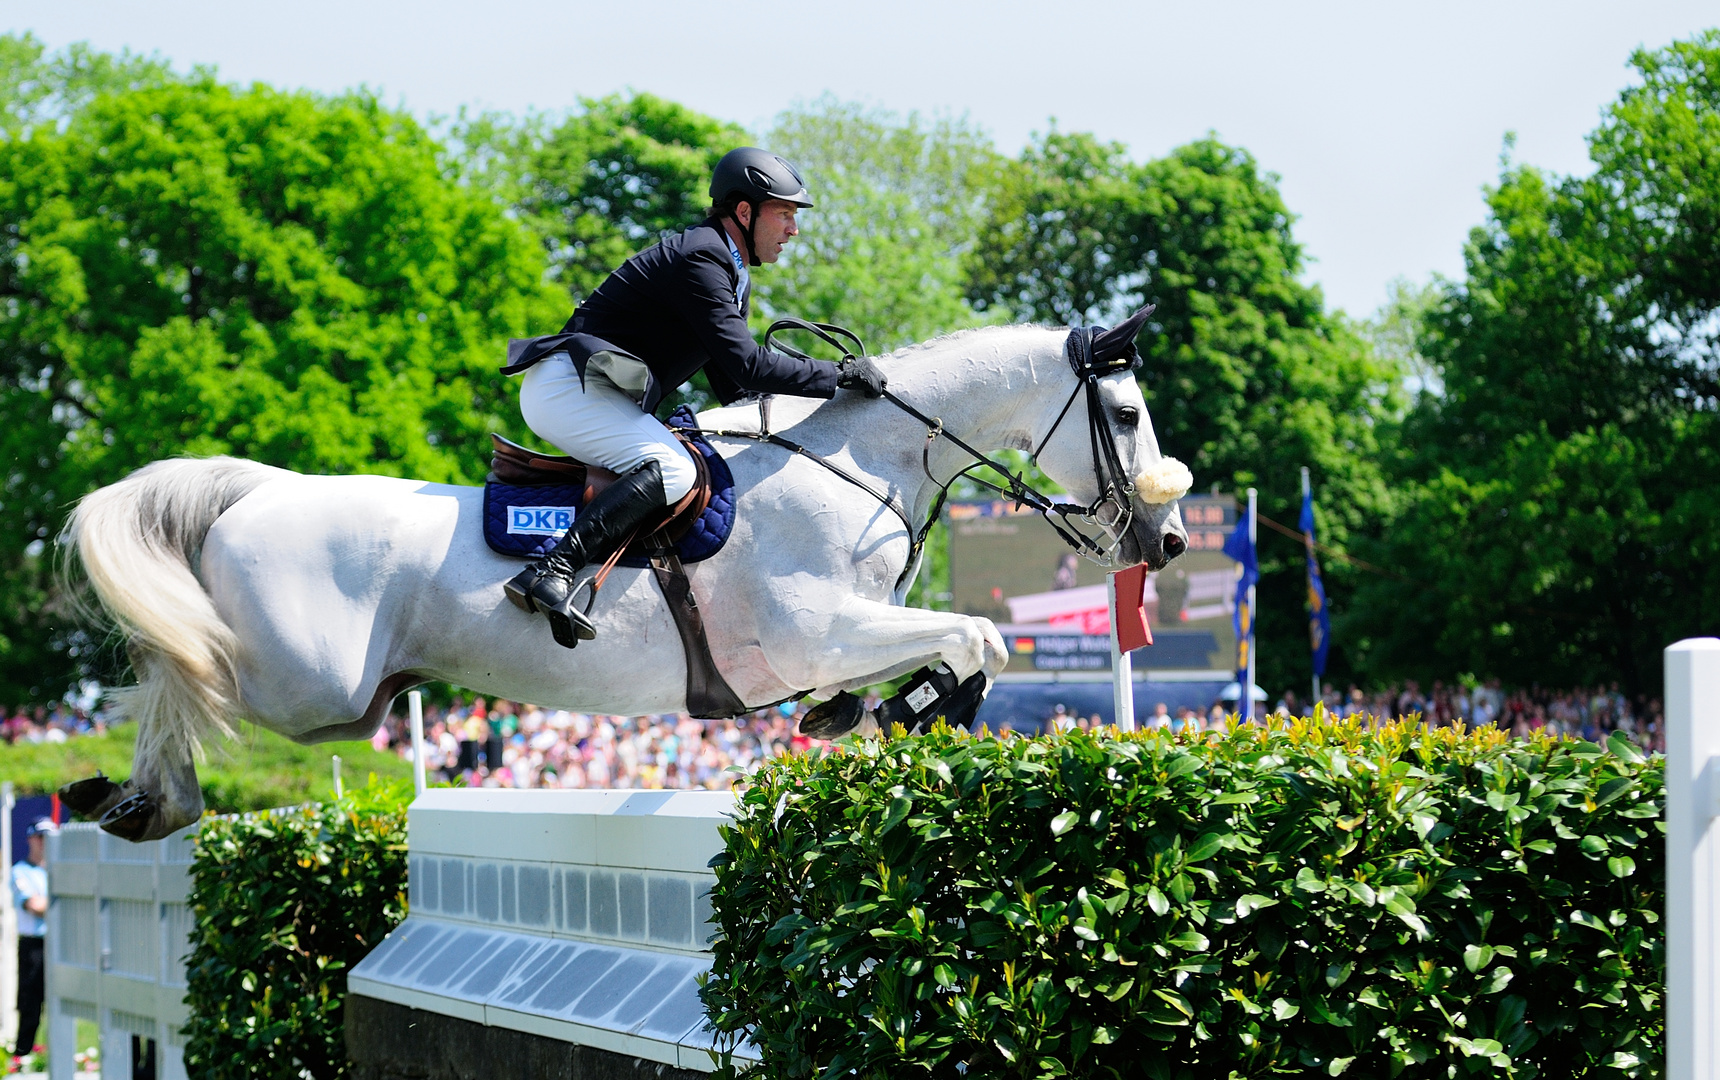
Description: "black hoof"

(942, 672), (989, 730)
(99, 793), (156, 842)
(800, 692), (866, 740)
(60, 774), (122, 817)
(504, 566), (542, 613)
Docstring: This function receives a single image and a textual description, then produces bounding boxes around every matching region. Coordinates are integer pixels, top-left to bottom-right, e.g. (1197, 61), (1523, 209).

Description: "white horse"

(62, 317), (1192, 840)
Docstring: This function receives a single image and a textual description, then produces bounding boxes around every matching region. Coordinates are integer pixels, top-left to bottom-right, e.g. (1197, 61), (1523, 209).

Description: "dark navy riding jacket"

(501, 218), (838, 413)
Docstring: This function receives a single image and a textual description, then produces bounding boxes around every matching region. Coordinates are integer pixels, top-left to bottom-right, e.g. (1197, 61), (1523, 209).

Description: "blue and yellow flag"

(1222, 515), (1258, 688)
(1300, 489), (1330, 678)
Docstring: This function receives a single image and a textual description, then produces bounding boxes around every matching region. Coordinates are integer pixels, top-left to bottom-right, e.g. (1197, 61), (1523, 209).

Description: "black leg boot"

(503, 460), (667, 648)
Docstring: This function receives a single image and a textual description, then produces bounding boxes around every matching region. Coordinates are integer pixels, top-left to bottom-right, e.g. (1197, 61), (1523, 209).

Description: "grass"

(1, 721), (413, 814)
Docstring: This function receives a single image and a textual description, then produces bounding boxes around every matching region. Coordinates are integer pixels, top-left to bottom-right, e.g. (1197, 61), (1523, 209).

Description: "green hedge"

(183, 779), (412, 1080)
(702, 717), (1663, 1079)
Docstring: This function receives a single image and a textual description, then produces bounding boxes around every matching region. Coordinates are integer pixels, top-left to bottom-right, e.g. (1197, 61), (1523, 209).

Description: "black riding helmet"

(710, 147), (813, 266)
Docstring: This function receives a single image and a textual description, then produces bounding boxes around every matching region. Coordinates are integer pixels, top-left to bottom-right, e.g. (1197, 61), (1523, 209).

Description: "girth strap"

(648, 543), (746, 719)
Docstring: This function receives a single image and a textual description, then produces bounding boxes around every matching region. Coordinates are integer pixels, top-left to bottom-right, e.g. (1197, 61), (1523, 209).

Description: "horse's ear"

(1093, 304), (1156, 367)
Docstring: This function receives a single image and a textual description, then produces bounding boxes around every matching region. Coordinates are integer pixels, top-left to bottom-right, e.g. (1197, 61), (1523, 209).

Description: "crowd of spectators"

(0, 705), (102, 745)
(367, 695), (880, 790)
(1270, 679), (1665, 752)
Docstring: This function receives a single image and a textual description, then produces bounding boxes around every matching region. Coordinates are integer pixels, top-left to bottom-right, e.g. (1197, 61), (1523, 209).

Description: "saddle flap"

(490, 433), (587, 486)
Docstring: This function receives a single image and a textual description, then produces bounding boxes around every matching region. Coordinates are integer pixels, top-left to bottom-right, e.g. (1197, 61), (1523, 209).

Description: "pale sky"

(7, 0), (1715, 318)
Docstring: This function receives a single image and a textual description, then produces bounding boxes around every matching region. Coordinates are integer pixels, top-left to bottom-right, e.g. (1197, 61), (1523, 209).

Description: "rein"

(695, 318), (1143, 589)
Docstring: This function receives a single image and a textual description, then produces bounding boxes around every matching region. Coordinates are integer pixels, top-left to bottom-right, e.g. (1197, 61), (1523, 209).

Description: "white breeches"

(518, 355), (698, 504)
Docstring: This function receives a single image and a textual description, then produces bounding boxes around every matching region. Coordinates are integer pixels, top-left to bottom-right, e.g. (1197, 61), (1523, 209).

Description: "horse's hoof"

(800, 692), (866, 740)
(941, 672), (989, 731)
(99, 793), (157, 842)
(60, 774), (122, 817)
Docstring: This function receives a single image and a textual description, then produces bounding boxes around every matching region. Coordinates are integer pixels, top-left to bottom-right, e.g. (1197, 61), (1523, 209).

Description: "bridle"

(691, 319), (1148, 589)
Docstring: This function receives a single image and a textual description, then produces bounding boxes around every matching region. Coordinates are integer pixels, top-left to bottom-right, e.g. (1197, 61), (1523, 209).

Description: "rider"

(501, 147), (888, 648)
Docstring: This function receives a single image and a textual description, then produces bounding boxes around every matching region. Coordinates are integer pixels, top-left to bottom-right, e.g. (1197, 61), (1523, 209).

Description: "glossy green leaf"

(1185, 831), (1226, 862)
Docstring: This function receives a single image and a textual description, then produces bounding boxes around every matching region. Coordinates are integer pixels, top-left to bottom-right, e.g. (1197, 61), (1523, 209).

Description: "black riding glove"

(836, 356), (887, 398)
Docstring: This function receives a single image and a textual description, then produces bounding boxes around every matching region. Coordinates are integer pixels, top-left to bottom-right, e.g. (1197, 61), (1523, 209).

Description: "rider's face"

(742, 200), (800, 263)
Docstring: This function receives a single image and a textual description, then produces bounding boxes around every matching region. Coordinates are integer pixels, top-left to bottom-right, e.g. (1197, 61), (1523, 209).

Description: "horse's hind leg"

(65, 725), (205, 842)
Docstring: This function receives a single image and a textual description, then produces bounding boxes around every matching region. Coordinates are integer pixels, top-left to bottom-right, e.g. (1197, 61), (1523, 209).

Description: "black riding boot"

(504, 460), (667, 648)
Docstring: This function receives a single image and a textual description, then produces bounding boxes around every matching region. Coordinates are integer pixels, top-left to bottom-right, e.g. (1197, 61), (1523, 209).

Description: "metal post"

(1245, 487), (1258, 723)
(1668, 636), (1720, 1080)
(409, 690), (427, 795)
(1109, 574), (1135, 732)
(332, 755), (344, 799)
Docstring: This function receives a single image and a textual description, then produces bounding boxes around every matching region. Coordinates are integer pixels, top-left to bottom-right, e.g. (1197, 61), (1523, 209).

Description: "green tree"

(756, 97), (1001, 353)
(1, 31), (181, 135)
(0, 65), (559, 700)
(971, 132), (1400, 694)
(1348, 30), (1720, 693)
(458, 92), (747, 303)
(968, 128), (1150, 326)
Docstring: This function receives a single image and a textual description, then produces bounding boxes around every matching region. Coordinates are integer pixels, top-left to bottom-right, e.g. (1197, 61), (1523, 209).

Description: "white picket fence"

(43, 821), (197, 1080)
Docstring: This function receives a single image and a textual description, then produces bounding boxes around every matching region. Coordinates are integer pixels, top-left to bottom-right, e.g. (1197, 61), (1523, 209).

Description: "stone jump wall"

(346, 788), (753, 1078)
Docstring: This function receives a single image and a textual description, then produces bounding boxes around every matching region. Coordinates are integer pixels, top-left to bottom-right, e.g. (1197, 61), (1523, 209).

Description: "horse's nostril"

(1162, 532), (1186, 559)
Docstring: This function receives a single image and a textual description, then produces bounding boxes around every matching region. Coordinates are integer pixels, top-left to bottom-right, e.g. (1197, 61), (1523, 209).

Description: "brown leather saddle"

(489, 433), (745, 719)
(489, 432), (714, 544)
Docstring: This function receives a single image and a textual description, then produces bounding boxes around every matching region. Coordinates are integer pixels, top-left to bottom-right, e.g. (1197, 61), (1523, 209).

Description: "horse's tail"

(64, 456), (287, 758)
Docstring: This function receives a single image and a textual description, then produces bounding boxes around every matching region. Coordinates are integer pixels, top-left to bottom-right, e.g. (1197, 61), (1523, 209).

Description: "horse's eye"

(1118, 406), (1139, 426)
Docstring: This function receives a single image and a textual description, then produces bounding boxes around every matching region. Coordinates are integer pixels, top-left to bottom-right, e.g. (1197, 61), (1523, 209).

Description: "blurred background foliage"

(0, 27), (1715, 706)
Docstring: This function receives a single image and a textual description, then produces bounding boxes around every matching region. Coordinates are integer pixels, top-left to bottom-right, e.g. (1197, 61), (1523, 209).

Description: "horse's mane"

(873, 322), (1059, 366)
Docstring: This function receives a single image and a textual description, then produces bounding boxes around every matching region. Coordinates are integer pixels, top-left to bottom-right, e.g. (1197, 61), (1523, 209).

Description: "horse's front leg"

(767, 598), (1006, 736)
(811, 598), (1007, 691)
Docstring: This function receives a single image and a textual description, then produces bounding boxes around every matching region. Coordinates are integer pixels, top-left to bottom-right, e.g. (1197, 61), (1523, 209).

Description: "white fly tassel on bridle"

(1135, 457), (1194, 505)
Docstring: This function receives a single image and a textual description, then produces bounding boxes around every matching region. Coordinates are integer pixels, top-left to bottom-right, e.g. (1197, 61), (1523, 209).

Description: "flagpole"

(1302, 467), (1318, 713)
(1246, 486), (1257, 723)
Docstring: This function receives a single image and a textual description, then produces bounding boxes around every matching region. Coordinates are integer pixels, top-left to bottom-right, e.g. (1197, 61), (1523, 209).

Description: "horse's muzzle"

(1124, 504), (1189, 571)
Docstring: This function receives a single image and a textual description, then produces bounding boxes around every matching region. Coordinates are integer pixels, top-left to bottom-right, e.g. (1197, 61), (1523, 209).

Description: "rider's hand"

(836, 356), (887, 398)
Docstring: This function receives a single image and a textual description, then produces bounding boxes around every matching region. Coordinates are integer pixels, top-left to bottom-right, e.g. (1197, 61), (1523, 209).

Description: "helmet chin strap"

(729, 201), (762, 267)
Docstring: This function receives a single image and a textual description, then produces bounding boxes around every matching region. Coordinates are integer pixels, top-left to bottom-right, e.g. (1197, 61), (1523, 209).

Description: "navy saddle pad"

(481, 406), (737, 566)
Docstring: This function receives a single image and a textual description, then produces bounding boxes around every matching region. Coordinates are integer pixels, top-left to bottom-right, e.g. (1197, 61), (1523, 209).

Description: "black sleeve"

(666, 245), (839, 399)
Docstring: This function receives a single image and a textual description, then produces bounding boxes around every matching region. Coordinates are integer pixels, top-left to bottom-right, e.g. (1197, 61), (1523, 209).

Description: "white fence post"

(1, 781), (14, 1053)
(1667, 636), (1720, 1080)
(409, 690), (427, 796)
(1109, 575), (1135, 732)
